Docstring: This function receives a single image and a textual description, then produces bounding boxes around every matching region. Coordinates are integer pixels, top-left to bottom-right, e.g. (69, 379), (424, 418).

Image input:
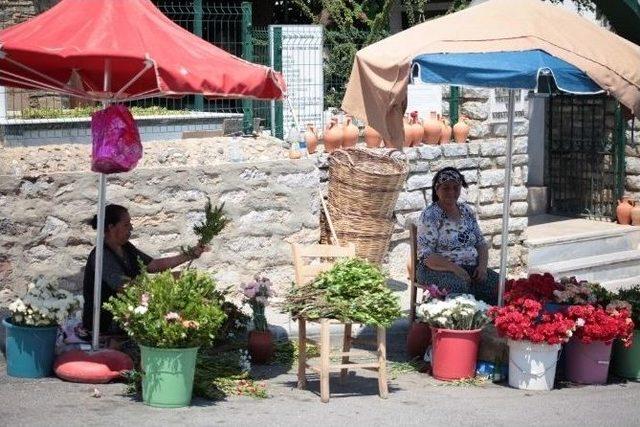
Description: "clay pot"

(406, 322), (432, 360)
(323, 117), (342, 153)
(364, 125), (382, 148)
(342, 115), (359, 148)
(422, 111), (442, 145)
(631, 201), (640, 226)
(304, 123), (318, 154)
(439, 118), (452, 144)
(403, 115), (413, 147)
(288, 147), (302, 159)
(617, 198), (634, 225)
(248, 330), (274, 364)
(453, 115), (470, 143)
(409, 111), (424, 146)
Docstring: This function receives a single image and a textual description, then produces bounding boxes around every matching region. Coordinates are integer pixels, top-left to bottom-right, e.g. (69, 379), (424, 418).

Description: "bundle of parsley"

(182, 197), (230, 260)
(281, 258), (401, 327)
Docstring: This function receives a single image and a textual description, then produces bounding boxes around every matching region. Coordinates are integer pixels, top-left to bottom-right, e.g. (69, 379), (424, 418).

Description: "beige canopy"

(341, 0), (640, 148)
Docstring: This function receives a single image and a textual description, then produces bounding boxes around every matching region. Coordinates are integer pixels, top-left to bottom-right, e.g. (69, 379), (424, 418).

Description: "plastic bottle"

(297, 128), (308, 158)
(284, 124), (299, 149)
(227, 136), (244, 162)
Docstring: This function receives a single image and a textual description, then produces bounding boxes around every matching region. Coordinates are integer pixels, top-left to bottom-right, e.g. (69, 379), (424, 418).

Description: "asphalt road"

(1, 338), (639, 427)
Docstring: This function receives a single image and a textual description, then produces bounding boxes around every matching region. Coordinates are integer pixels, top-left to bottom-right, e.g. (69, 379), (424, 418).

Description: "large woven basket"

(321, 209), (395, 265)
(328, 148), (408, 219)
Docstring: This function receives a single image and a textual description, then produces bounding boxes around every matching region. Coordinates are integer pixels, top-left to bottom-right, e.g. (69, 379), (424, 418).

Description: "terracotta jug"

(403, 115), (413, 147)
(342, 115), (359, 148)
(631, 201), (640, 226)
(364, 125), (382, 148)
(422, 111), (442, 144)
(453, 115), (470, 143)
(617, 198), (634, 225)
(304, 123), (318, 154)
(248, 330), (274, 364)
(439, 118), (452, 144)
(323, 117), (342, 153)
(410, 111), (424, 146)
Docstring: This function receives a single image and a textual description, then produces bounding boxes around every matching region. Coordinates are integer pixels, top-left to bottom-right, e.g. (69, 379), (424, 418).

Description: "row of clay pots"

(403, 111), (470, 147)
(321, 116), (359, 152)
(616, 198), (640, 225)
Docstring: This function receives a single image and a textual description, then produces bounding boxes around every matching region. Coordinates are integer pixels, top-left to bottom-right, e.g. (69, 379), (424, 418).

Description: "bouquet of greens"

(281, 258), (401, 327)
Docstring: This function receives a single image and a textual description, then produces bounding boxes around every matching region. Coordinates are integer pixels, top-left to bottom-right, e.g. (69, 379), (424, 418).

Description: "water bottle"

(298, 129), (308, 158)
(284, 124), (299, 149)
(227, 136), (244, 162)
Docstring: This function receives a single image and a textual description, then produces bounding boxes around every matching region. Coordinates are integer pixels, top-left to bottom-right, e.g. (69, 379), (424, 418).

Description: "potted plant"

(103, 269), (226, 408)
(489, 297), (576, 390)
(240, 275), (275, 364)
(407, 284), (447, 360)
(611, 286), (640, 379)
(564, 302), (634, 384)
(4, 277), (83, 378)
(416, 294), (492, 380)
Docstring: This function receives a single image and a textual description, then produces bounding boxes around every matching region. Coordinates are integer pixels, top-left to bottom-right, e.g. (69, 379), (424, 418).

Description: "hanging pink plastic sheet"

(91, 105), (142, 174)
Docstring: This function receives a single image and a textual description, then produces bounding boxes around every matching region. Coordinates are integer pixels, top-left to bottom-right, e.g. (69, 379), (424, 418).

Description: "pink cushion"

(54, 349), (134, 383)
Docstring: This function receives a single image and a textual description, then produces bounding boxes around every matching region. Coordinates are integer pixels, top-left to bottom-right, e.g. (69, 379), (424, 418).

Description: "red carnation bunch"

(505, 273), (559, 303)
(489, 297), (576, 345)
(566, 304), (635, 347)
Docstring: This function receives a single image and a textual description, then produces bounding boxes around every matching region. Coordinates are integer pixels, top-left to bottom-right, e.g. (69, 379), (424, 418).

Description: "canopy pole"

(91, 59), (111, 351)
(498, 89), (516, 306)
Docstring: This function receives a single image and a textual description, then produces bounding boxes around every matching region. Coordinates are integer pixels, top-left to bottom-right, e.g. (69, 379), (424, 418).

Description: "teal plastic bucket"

(3, 316), (58, 378)
(140, 345), (199, 408)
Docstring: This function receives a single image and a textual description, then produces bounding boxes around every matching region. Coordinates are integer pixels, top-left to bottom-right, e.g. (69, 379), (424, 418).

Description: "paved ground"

(1, 335), (639, 427)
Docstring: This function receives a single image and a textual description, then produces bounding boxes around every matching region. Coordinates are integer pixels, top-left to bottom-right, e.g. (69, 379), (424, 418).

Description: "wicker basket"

(326, 211), (395, 264)
(328, 148), (409, 219)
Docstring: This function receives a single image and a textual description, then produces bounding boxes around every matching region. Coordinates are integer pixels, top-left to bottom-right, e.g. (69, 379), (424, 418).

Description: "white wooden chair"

(290, 242), (389, 403)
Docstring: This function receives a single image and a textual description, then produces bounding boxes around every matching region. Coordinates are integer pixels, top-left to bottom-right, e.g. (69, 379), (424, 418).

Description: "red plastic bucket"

(431, 327), (482, 380)
(565, 338), (612, 384)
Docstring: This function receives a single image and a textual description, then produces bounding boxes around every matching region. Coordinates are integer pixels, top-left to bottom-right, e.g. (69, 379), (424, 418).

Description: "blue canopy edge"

(412, 49), (603, 94)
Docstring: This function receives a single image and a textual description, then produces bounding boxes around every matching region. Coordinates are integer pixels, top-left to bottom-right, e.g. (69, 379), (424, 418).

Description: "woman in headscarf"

(417, 167), (498, 304)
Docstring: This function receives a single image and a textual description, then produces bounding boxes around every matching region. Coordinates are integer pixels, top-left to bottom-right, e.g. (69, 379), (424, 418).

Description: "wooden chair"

(409, 222), (420, 323)
(290, 242), (388, 403)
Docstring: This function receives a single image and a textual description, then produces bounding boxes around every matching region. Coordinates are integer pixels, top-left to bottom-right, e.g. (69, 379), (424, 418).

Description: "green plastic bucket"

(612, 330), (640, 380)
(140, 345), (199, 408)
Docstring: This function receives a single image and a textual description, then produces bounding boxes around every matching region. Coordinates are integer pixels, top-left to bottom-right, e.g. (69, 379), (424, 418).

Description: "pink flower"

(165, 312), (181, 322)
(140, 293), (150, 307)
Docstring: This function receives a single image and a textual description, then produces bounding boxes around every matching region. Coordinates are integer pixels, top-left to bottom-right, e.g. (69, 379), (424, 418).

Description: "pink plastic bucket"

(564, 338), (612, 384)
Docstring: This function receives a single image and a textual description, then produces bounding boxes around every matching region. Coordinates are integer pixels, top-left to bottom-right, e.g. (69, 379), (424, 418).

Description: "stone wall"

(0, 153), (320, 296)
(624, 119), (640, 199)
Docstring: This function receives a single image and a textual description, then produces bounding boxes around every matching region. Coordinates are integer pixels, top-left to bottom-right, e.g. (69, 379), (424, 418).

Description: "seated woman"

(416, 167), (498, 305)
(82, 204), (208, 341)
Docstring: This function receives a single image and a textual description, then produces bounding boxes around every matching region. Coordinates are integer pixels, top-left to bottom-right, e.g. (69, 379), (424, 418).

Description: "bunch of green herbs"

(281, 258), (401, 326)
(182, 197), (230, 260)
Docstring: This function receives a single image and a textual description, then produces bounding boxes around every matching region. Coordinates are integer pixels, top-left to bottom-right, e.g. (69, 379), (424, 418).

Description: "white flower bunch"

(238, 349), (251, 373)
(7, 277), (83, 327)
(416, 294), (492, 330)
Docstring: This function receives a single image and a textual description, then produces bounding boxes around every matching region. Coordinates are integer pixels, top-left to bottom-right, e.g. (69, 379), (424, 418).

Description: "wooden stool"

(291, 243), (389, 403)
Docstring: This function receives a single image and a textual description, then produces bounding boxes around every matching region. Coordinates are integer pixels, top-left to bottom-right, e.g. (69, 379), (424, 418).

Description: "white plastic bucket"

(508, 340), (561, 391)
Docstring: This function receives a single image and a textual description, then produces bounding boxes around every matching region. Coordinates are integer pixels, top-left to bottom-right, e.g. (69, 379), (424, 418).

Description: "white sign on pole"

(488, 88), (528, 123)
(406, 82), (443, 118)
(269, 25), (323, 138)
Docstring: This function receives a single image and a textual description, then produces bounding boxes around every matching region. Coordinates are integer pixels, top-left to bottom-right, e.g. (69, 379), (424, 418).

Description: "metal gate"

(546, 94), (626, 220)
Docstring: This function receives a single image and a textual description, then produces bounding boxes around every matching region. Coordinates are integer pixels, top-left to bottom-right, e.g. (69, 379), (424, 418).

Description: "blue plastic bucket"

(3, 316), (59, 378)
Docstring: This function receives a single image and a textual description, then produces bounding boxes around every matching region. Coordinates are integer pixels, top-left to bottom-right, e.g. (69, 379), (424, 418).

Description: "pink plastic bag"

(91, 105), (142, 174)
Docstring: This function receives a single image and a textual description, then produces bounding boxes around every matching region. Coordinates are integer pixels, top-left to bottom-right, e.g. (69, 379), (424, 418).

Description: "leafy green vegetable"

(181, 197), (230, 260)
(281, 258), (401, 327)
(615, 285), (640, 325)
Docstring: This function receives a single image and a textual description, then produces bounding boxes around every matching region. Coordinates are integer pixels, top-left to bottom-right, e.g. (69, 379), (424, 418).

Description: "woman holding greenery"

(81, 204), (209, 339)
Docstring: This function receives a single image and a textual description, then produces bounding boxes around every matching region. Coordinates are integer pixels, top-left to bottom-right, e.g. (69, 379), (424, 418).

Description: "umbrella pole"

(497, 89), (516, 306)
(91, 60), (112, 351)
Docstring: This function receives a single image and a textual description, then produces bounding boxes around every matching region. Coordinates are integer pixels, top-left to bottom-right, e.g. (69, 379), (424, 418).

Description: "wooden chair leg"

(377, 326), (388, 399)
(320, 318), (331, 403)
(409, 283), (417, 323)
(340, 323), (352, 382)
(297, 318), (307, 389)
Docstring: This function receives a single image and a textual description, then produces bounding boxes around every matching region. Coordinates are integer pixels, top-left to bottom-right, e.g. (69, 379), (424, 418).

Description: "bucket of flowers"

(564, 301), (634, 384)
(489, 297), (576, 391)
(3, 277), (83, 378)
(416, 293), (491, 380)
(240, 275), (275, 364)
(611, 285), (640, 379)
(103, 268), (227, 408)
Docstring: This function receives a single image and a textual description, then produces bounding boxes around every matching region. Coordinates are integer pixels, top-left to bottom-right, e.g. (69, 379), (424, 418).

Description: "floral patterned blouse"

(417, 202), (486, 267)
